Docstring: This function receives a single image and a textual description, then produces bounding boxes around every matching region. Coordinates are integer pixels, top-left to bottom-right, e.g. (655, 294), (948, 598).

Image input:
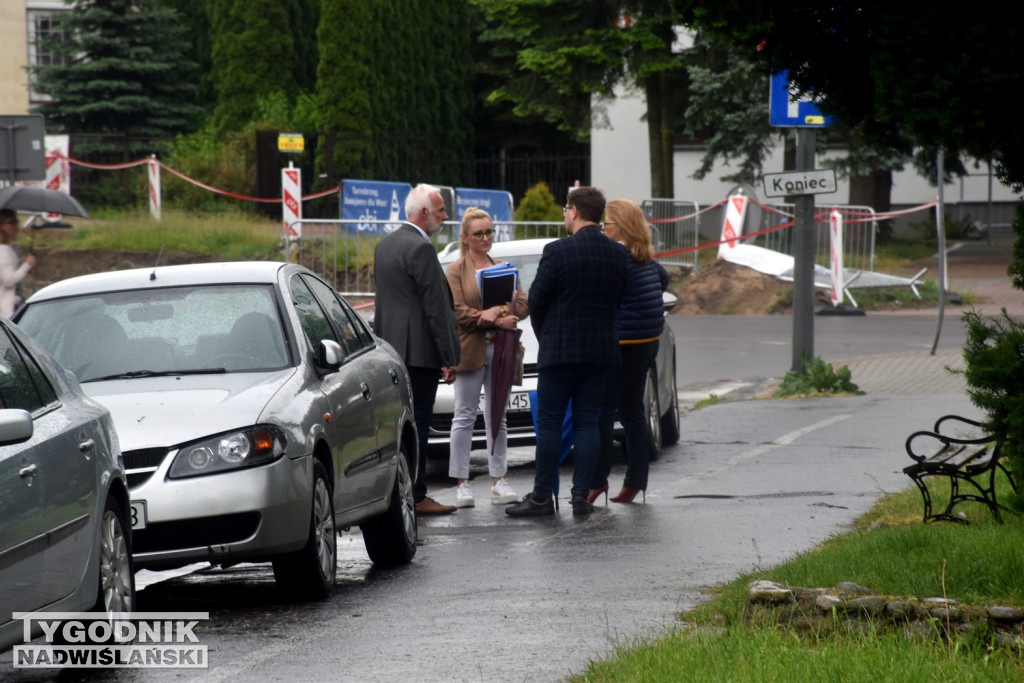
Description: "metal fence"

(696, 202), (878, 273)
(288, 201), (880, 298)
(285, 219), (566, 296)
(641, 199), (701, 271)
(752, 204), (878, 273)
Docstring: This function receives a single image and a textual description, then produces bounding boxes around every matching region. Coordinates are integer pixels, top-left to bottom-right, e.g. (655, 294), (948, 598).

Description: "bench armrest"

(905, 429), (994, 463)
(933, 414), (986, 434)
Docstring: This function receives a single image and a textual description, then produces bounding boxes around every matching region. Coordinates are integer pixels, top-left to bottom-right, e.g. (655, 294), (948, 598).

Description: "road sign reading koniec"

(762, 169), (837, 198)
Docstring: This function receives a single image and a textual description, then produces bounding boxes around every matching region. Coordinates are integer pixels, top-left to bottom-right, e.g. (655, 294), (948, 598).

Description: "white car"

(432, 238), (680, 460)
(15, 262), (419, 601)
(0, 316), (133, 652)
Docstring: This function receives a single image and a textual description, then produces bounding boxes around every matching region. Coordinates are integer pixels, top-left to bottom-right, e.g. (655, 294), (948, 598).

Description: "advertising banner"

(454, 188), (514, 241)
(341, 179), (411, 234)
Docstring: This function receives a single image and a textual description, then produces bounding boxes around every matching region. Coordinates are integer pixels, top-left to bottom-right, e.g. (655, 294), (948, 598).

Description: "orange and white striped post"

(148, 155), (161, 220)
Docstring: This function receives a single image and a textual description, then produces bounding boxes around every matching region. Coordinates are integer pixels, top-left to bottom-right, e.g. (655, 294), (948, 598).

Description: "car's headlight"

(168, 426), (286, 479)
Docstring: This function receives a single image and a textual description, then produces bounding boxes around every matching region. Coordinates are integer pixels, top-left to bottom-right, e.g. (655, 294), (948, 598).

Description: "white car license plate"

(478, 392), (531, 412)
(508, 392), (531, 411)
(130, 501), (147, 530)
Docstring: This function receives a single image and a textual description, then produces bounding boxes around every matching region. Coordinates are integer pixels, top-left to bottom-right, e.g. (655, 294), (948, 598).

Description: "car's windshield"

(17, 284), (290, 381)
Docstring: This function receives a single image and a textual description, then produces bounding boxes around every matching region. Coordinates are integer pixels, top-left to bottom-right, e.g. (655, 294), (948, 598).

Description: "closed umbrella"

(488, 322), (522, 455)
(0, 186), (90, 218)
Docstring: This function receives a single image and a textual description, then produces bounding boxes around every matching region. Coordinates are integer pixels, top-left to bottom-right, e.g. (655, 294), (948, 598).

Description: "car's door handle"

(80, 439), (95, 453)
(19, 463), (38, 478)
(361, 382), (371, 400)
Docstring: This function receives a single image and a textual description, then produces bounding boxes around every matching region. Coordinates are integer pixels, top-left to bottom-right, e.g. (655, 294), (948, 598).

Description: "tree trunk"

(849, 169), (894, 241)
(645, 74), (674, 198)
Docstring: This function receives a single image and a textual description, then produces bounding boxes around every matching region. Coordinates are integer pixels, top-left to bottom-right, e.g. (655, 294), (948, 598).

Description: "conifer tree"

(30, 0), (201, 157)
(209, 0), (300, 134)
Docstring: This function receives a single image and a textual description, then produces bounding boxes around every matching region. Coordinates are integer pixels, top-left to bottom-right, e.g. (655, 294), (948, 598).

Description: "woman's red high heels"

(587, 485), (609, 505)
(610, 487), (645, 503)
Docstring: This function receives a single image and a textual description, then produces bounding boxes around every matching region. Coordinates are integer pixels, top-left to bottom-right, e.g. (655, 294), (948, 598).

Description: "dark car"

(0, 316), (134, 652)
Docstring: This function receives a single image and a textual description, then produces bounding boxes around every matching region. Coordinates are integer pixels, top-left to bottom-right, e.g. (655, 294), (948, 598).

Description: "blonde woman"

(445, 209), (529, 506)
(588, 199), (668, 504)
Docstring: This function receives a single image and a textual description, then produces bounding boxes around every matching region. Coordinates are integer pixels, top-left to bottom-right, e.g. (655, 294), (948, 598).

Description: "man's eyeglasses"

(469, 229), (494, 240)
(562, 205), (573, 214)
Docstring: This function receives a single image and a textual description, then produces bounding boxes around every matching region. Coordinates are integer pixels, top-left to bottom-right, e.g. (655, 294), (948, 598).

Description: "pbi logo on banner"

(11, 612), (209, 670)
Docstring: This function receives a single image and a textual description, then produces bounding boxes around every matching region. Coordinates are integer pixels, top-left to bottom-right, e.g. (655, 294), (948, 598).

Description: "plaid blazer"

(528, 225), (627, 369)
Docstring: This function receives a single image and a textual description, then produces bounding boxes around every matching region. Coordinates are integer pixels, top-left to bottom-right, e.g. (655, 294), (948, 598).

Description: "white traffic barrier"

(282, 162), (302, 240)
(829, 208), (844, 307)
(718, 192), (749, 258)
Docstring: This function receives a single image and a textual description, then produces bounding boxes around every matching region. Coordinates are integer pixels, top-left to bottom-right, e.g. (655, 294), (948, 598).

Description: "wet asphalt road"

(1, 313), (977, 682)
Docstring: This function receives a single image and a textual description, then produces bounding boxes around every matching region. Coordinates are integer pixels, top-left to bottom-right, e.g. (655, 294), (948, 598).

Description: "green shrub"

(956, 201), (1024, 512)
(514, 182), (563, 222)
(774, 354), (861, 397)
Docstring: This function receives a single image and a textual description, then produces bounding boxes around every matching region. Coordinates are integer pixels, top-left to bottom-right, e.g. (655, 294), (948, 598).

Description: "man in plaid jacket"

(506, 186), (627, 517)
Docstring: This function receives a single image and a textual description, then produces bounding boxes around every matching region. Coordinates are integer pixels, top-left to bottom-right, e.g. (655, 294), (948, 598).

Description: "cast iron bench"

(903, 414), (1018, 523)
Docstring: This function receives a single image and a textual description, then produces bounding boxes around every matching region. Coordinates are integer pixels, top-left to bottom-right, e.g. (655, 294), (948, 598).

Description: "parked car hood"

(80, 369), (297, 450)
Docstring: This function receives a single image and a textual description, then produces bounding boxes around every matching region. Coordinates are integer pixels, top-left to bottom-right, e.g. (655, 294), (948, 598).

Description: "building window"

(27, 8), (71, 102)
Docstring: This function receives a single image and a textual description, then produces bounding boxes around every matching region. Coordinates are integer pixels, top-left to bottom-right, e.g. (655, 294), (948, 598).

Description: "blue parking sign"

(769, 72), (833, 127)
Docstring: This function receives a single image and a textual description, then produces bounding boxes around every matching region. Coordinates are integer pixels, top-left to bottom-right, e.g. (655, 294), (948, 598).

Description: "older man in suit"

(506, 186), (627, 517)
(374, 184), (461, 515)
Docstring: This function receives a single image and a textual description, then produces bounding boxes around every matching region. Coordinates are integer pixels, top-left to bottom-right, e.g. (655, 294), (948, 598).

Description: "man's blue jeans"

(533, 363), (610, 500)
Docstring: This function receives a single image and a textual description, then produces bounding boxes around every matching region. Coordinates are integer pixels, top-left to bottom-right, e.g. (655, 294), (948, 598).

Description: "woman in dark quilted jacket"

(588, 199), (669, 504)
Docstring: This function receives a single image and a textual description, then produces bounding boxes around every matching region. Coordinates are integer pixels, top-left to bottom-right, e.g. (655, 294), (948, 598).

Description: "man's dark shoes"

(570, 495), (595, 516)
(505, 492), (555, 517)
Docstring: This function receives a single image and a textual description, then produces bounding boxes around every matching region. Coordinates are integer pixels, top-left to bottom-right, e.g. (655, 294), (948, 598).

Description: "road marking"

(683, 413), (852, 482)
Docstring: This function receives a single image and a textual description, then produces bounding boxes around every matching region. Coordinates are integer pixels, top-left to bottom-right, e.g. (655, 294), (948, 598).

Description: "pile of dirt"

(668, 259), (794, 315)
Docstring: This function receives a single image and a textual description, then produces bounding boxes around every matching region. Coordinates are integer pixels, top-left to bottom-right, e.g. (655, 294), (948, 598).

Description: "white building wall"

(592, 86), (1018, 211)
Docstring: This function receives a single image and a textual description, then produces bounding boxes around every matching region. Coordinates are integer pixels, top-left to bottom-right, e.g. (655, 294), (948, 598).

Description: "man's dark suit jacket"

(528, 224), (627, 369)
(373, 223), (460, 369)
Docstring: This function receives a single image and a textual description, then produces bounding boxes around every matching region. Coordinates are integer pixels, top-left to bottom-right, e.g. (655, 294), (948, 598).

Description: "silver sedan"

(15, 262), (419, 600)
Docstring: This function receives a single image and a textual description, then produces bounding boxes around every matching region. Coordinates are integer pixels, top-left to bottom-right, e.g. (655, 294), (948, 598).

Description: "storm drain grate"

(675, 491), (833, 500)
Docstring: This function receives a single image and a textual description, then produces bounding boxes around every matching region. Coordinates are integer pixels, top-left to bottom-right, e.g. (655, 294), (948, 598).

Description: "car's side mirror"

(317, 339), (344, 370)
(0, 409), (33, 445)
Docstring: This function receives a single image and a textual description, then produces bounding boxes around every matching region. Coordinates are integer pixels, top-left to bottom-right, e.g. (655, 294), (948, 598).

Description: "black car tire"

(273, 460), (337, 600)
(361, 447), (417, 567)
(661, 356), (680, 446)
(95, 495), (136, 614)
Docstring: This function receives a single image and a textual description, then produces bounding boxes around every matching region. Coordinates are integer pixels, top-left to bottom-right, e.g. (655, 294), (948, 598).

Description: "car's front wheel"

(361, 447), (417, 567)
(273, 460), (337, 600)
(96, 496), (136, 614)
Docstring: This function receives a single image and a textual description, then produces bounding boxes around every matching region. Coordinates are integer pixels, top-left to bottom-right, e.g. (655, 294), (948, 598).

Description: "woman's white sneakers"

(454, 478), (519, 507)
(455, 482), (475, 508)
(490, 478), (519, 505)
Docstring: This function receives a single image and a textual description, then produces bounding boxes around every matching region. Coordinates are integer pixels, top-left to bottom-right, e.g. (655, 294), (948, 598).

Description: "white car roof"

(26, 261), (292, 302)
(438, 237), (556, 264)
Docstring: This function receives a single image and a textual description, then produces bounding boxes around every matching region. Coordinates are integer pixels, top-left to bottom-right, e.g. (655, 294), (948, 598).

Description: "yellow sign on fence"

(278, 133), (304, 153)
